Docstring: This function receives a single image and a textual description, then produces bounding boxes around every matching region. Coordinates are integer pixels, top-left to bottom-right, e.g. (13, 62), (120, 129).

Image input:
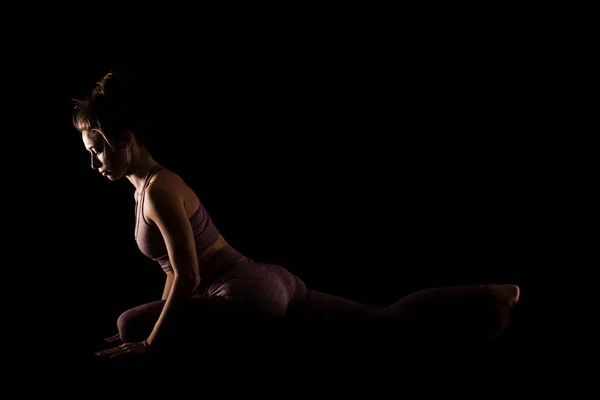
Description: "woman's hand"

(104, 333), (122, 344)
(95, 341), (150, 358)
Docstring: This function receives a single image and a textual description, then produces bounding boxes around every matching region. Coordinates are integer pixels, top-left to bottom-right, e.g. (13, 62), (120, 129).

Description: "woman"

(73, 70), (520, 359)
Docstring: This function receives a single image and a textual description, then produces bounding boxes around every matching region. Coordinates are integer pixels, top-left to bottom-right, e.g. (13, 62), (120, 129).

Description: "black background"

(18, 23), (551, 383)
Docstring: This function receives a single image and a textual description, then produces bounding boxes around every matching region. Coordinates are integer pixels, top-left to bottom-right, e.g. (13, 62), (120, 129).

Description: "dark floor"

(62, 295), (527, 378)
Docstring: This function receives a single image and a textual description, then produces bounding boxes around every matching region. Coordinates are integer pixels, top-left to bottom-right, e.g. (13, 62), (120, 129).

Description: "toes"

(513, 285), (520, 305)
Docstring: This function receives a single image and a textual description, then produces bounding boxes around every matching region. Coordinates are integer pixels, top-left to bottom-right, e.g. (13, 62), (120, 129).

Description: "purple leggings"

(117, 246), (508, 347)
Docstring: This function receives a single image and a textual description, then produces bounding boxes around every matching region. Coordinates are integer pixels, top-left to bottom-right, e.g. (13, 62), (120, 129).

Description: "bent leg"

(115, 295), (239, 351)
(117, 300), (165, 343)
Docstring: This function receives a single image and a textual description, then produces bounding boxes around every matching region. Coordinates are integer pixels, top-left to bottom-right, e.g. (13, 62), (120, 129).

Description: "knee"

(292, 275), (307, 303)
(116, 302), (163, 342)
(116, 308), (141, 342)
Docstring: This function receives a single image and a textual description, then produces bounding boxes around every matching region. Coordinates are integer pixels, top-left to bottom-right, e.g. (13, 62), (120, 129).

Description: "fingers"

(95, 344), (130, 358)
(105, 333), (120, 341)
(95, 341), (148, 359)
(104, 333), (122, 343)
(110, 349), (131, 358)
(95, 344), (121, 356)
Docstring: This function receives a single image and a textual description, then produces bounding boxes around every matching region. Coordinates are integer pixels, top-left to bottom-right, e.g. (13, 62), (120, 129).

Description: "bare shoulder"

(143, 171), (187, 225)
(147, 168), (187, 191)
(145, 168), (200, 218)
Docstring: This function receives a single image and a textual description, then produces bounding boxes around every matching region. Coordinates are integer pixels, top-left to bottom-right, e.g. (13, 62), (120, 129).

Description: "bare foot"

(484, 284), (520, 307)
(481, 284), (520, 340)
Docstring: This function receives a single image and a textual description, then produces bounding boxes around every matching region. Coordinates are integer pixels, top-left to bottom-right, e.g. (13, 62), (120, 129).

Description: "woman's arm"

(149, 272), (196, 348)
(143, 183), (201, 349)
(162, 271), (175, 300)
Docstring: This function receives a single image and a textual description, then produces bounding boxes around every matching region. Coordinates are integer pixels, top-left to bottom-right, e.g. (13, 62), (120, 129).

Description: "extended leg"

(290, 283), (520, 341)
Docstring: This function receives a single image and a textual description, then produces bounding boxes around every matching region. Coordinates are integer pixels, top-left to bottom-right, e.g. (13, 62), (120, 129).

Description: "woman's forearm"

(161, 272), (175, 300)
(147, 275), (195, 348)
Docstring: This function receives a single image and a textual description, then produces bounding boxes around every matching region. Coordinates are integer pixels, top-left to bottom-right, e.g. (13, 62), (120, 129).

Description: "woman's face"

(82, 130), (129, 180)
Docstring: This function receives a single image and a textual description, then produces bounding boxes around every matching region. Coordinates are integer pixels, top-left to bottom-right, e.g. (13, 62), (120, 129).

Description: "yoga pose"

(72, 69), (520, 359)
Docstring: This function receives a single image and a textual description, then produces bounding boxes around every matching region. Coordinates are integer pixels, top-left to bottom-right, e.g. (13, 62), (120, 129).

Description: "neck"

(126, 149), (160, 194)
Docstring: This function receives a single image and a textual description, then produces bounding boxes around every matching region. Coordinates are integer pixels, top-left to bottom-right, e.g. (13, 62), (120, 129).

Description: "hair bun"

(91, 68), (135, 100)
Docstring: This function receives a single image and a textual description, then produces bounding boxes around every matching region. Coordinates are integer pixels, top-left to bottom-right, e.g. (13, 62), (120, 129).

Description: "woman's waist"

(197, 245), (248, 281)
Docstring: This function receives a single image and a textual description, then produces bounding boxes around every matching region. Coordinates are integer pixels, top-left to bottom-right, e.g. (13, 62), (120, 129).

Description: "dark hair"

(72, 68), (152, 151)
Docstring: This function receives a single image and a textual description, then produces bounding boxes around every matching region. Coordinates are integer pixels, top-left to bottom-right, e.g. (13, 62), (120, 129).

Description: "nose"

(91, 154), (101, 170)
